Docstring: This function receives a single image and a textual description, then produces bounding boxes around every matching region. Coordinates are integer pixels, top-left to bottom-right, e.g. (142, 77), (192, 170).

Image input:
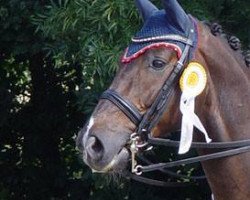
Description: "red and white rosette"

(178, 62), (212, 154)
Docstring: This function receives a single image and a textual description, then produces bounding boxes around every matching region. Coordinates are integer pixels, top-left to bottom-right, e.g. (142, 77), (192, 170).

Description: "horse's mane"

(204, 22), (250, 68)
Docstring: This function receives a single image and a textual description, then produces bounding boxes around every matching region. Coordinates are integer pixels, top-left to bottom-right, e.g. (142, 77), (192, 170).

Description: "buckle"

(130, 132), (152, 175)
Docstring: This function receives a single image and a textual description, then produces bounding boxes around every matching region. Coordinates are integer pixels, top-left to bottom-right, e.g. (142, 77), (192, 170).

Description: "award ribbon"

(178, 62), (212, 154)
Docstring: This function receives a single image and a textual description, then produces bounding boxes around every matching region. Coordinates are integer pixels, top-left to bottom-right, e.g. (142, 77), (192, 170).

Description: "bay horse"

(76, 0), (250, 199)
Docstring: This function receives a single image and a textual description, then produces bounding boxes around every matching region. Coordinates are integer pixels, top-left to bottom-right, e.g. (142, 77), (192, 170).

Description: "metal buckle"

(130, 132), (152, 175)
(130, 132), (139, 174)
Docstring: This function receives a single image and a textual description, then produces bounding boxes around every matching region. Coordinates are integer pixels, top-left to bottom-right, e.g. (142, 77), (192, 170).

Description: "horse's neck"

(196, 26), (250, 200)
(197, 26), (250, 137)
(203, 39), (250, 139)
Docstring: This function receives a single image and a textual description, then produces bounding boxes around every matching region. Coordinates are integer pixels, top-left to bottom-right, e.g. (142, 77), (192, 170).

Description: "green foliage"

(31, 0), (141, 115)
(0, 0), (45, 57)
(180, 0), (250, 46)
(0, 0), (249, 199)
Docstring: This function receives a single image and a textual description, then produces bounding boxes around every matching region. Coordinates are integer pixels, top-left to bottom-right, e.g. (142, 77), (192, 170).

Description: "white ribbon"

(178, 91), (212, 154)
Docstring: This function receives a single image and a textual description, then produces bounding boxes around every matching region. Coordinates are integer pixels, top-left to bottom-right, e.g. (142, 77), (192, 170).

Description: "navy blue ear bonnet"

(121, 0), (198, 63)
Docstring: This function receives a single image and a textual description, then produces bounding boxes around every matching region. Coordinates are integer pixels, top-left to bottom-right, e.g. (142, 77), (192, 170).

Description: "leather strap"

(127, 172), (196, 187)
(137, 146), (250, 173)
(137, 154), (206, 180)
(148, 134), (250, 149)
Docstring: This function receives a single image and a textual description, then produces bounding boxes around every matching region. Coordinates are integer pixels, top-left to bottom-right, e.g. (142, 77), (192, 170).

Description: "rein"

(99, 19), (250, 187)
(136, 137), (250, 174)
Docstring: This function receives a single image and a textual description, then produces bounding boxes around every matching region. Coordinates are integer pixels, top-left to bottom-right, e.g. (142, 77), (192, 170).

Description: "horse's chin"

(88, 147), (130, 174)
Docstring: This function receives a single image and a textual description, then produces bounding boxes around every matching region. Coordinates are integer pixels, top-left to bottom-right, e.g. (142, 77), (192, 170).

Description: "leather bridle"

(99, 20), (250, 187)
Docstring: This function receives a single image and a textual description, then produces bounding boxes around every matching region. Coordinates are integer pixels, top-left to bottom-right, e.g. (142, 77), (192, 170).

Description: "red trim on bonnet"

(121, 42), (182, 63)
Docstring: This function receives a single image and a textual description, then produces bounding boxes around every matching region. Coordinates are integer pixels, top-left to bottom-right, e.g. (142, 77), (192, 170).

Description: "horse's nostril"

(85, 136), (104, 161)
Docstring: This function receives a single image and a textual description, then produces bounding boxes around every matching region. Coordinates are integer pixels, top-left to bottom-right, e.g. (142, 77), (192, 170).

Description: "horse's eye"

(151, 59), (166, 70)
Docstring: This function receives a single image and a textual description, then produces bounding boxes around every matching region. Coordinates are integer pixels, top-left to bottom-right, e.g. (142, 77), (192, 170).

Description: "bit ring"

(134, 165), (143, 175)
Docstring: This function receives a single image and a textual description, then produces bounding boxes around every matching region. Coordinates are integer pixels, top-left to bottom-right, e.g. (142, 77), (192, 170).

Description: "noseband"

(99, 20), (250, 186)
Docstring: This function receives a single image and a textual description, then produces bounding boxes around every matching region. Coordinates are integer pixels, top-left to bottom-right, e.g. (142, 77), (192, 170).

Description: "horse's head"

(77, 0), (201, 173)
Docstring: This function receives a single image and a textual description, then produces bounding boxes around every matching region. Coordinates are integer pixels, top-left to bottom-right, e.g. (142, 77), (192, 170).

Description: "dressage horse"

(76, 0), (250, 199)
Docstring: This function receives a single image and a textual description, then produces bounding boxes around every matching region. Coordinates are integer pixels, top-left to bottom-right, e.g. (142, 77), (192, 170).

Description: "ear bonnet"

(122, 0), (197, 63)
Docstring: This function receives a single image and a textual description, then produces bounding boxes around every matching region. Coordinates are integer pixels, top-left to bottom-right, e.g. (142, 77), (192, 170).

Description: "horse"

(76, 0), (250, 199)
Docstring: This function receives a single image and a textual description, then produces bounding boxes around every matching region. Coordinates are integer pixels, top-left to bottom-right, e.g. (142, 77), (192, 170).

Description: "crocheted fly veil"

(122, 0), (193, 63)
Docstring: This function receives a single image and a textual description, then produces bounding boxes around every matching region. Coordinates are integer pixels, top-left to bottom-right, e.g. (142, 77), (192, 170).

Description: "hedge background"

(0, 0), (249, 199)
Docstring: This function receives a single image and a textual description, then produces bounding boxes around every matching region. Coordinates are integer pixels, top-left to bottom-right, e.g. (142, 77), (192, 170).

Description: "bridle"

(100, 19), (250, 186)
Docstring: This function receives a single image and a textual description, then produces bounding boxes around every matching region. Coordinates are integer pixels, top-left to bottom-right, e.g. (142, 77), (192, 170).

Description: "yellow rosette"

(178, 62), (211, 154)
(180, 62), (207, 97)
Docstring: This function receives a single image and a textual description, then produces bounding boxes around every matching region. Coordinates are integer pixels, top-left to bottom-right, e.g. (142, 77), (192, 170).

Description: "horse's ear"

(162, 0), (189, 32)
(135, 0), (159, 22)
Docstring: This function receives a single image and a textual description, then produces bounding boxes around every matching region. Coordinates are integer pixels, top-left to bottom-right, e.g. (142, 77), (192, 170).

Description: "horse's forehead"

(122, 10), (189, 63)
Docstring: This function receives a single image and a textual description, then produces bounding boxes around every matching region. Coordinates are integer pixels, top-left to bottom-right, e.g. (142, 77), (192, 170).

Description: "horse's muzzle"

(77, 129), (130, 173)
